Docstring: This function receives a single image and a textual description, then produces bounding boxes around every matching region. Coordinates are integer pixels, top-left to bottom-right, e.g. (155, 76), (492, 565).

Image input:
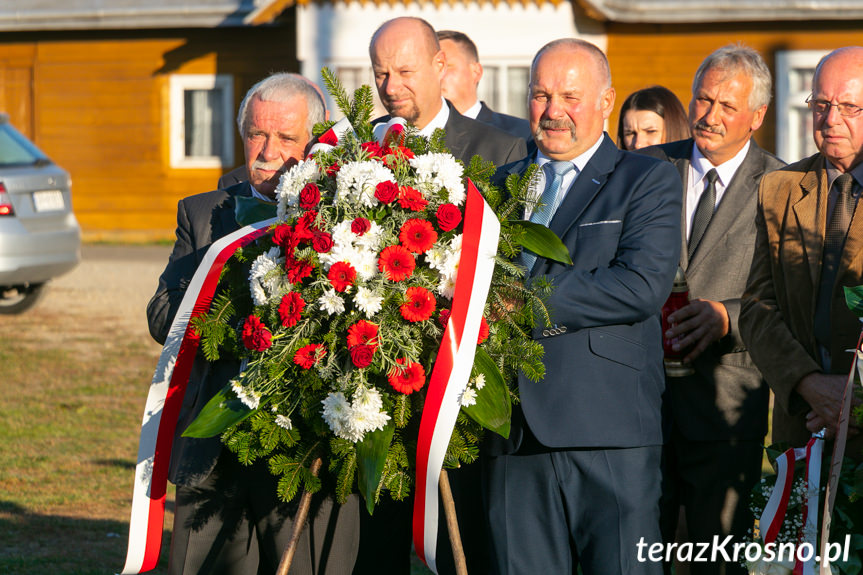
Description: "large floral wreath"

(184, 71), (567, 512)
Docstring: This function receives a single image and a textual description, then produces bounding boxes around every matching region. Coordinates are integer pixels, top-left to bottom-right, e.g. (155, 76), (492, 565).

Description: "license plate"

(33, 190), (65, 212)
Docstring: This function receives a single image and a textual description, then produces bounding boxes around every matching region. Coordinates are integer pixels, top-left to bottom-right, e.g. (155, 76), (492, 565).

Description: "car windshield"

(0, 122), (49, 167)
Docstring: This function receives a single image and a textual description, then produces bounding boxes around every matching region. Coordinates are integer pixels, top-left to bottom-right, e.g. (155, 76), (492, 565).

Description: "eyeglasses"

(806, 95), (863, 118)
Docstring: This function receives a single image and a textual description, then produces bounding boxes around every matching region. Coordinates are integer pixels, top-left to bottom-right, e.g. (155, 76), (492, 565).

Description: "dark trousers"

(169, 451), (359, 575)
(659, 428), (763, 575)
(486, 443), (664, 575)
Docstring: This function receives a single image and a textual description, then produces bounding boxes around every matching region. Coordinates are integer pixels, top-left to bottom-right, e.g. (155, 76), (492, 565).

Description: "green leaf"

(510, 220), (573, 266)
(845, 285), (863, 317)
(181, 384), (255, 438)
(355, 422), (395, 515)
(463, 347), (511, 438)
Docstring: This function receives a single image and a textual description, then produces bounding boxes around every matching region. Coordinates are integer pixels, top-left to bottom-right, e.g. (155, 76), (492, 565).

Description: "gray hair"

(530, 38), (611, 91)
(692, 44), (772, 110)
(236, 73), (326, 139)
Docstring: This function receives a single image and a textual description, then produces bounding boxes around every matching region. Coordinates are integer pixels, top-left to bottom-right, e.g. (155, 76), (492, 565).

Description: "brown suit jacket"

(740, 153), (863, 451)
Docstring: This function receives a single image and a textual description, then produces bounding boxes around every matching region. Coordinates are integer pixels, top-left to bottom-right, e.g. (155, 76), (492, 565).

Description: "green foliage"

(191, 292), (236, 362)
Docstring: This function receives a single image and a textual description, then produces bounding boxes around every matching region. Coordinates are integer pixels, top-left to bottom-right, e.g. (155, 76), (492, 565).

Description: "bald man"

(487, 39), (681, 574)
(438, 30), (532, 141)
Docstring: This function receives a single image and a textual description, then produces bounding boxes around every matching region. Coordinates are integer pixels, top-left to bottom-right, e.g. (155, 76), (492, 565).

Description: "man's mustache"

(536, 118), (576, 139)
(693, 120), (725, 136)
(251, 160), (287, 175)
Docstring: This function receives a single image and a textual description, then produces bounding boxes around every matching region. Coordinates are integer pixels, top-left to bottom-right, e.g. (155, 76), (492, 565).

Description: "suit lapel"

(792, 166), (825, 287)
(838, 173), (863, 279)
(443, 104), (469, 162)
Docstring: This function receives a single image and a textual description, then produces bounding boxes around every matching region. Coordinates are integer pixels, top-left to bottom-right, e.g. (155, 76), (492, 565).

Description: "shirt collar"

(825, 158), (863, 190)
(690, 139), (751, 187)
(536, 133), (605, 173)
(462, 100), (482, 120)
(418, 98), (450, 137)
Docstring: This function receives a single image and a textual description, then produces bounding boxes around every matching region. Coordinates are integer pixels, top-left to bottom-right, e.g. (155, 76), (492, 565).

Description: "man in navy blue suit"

(486, 38), (682, 574)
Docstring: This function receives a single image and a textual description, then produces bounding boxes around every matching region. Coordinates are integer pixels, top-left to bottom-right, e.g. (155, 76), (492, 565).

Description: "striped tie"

(520, 161), (574, 272)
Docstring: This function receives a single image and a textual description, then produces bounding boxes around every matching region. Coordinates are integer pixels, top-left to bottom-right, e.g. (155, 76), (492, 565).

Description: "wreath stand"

(276, 462), (468, 575)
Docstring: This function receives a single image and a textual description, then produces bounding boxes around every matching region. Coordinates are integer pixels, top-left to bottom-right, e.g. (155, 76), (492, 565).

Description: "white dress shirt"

(418, 98), (451, 138)
(685, 140), (750, 242)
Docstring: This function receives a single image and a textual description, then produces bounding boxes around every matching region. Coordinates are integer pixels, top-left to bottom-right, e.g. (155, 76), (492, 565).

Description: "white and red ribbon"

(412, 180), (500, 573)
(119, 218), (275, 574)
(758, 434), (823, 575)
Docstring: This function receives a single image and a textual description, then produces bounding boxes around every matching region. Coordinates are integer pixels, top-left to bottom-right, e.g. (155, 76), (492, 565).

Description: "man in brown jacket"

(740, 46), (863, 452)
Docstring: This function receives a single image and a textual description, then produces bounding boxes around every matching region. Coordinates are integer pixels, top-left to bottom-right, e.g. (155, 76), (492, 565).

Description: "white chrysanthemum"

(336, 160), (395, 208)
(331, 220), (355, 248)
(321, 392), (351, 435)
(352, 247), (380, 281)
(409, 152), (466, 205)
(249, 247), (286, 306)
(231, 380), (261, 410)
(355, 221), (384, 251)
(354, 286), (384, 317)
(474, 373), (486, 390)
(318, 288), (346, 315)
(275, 414), (293, 430)
(425, 244), (448, 271)
(342, 387), (391, 442)
(459, 387), (477, 407)
(437, 274), (457, 300)
(276, 159), (320, 220)
(353, 386), (384, 414)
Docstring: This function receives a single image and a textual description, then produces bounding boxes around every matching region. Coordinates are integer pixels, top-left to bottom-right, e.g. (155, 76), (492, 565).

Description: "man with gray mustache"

(640, 45), (784, 574)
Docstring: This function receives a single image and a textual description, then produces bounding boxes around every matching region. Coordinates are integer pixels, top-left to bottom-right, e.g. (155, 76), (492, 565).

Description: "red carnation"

(378, 245), (416, 282)
(299, 183), (321, 209)
(295, 211), (318, 242)
(477, 316), (490, 344)
(388, 358), (426, 394)
(398, 186), (429, 212)
(273, 224), (299, 251)
(349, 344), (376, 368)
(352, 217), (371, 236)
(286, 257), (315, 283)
(294, 343), (326, 369)
(361, 141), (385, 158)
(383, 146), (415, 169)
(242, 315), (272, 352)
(400, 286), (436, 323)
(399, 218), (438, 254)
(347, 320), (379, 351)
(311, 231), (334, 253)
(436, 203), (462, 232)
(326, 162), (340, 176)
(439, 308), (451, 328)
(375, 181), (399, 204)
(328, 261), (357, 292)
(278, 292), (305, 328)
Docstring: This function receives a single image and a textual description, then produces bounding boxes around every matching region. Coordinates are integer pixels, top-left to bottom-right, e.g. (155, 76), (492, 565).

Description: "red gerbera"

(375, 181), (399, 204)
(477, 316), (490, 344)
(328, 261), (357, 292)
(387, 358), (426, 394)
(294, 343), (326, 369)
(399, 218), (438, 254)
(286, 257), (315, 283)
(351, 217), (371, 236)
(347, 320), (379, 351)
(378, 245), (416, 282)
(400, 286), (436, 323)
(278, 292), (305, 327)
(242, 315), (272, 352)
(398, 186), (429, 212)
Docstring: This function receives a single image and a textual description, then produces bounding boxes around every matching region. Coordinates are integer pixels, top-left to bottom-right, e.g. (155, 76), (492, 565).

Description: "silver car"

(0, 114), (80, 313)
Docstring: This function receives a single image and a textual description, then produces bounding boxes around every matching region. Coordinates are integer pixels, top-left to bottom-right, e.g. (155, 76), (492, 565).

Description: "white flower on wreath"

(459, 373), (486, 407)
(428, 233), (462, 299)
(321, 391), (352, 438)
(336, 160), (396, 208)
(231, 380), (261, 410)
(354, 286), (384, 317)
(274, 414), (293, 430)
(318, 221), (382, 281)
(249, 246), (287, 306)
(319, 288), (346, 315)
(409, 152), (465, 206)
(275, 159), (320, 221)
(321, 388), (390, 443)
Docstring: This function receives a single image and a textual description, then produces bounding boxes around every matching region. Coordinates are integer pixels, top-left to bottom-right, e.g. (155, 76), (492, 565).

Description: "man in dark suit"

(437, 30), (532, 141)
(741, 47), (863, 457)
(360, 16), (526, 575)
(640, 45), (784, 575)
(485, 38), (681, 574)
(148, 72), (359, 575)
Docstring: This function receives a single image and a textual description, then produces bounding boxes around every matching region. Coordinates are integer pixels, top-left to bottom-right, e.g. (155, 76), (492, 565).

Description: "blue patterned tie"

(520, 161), (575, 271)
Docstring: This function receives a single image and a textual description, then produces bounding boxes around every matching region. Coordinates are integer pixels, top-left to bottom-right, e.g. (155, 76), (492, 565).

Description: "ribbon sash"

(120, 218), (275, 574)
(412, 181), (500, 573)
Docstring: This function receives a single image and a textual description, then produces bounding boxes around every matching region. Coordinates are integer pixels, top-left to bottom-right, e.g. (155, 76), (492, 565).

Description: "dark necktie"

(688, 168), (719, 259)
(814, 172), (857, 348)
(520, 161), (575, 271)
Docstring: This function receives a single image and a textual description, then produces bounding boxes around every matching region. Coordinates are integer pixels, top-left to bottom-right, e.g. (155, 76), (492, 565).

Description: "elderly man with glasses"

(741, 46), (863, 459)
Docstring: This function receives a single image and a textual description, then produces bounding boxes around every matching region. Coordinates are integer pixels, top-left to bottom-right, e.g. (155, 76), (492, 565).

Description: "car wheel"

(0, 283), (45, 314)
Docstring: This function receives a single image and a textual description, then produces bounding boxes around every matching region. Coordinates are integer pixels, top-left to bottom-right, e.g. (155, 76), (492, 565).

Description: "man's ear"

(601, 87), (616, 120)
(433, 50), (447, 79)
(472, 62), (483, 88)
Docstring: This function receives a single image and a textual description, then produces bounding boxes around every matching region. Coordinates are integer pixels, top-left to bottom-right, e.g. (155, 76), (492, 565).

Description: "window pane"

(184, 89), (224, 158)
(478, 66), (499, 110)
(507, 67), (529, 119)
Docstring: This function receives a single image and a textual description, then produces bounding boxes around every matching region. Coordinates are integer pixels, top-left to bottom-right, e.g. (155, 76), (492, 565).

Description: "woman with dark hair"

(617, 85), (689, 150)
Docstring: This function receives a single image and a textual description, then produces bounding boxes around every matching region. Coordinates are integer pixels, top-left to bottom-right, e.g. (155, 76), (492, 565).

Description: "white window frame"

(169, 74), (234, 168)
(775, 50), (828, 164)
(479, 60), (530, 120)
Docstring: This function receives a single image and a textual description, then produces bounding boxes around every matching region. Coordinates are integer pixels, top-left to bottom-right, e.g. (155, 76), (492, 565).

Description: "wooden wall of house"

(0, 25), (296, 241)
(606, 21), (863, 156)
